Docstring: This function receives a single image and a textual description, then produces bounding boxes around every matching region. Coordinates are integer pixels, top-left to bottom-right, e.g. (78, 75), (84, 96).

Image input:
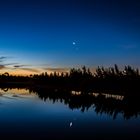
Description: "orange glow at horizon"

(0, 68), (70, 76)
(0, 69), (42, 76)
(0, 67), (96, 76)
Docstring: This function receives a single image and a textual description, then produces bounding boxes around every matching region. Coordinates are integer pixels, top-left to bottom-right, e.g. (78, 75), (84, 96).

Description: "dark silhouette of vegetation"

(28, 87), (140, 119)
(0, 64), (140, 120)
(0, 64), (140, 119)
(0, 65), (139, 94)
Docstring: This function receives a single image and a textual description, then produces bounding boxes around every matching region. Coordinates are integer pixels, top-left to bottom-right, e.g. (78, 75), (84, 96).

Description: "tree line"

(0, 65), (140, 95)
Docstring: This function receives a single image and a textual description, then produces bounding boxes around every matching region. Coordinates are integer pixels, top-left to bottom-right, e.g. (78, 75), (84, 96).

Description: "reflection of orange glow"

(92, 93), (99, 97)
(71, 91), (81, 95)
(102, 93), (124, 100)
(0, 88), (38, 98)
(71, 91), (124, 100)
(0, 88), (29, 94)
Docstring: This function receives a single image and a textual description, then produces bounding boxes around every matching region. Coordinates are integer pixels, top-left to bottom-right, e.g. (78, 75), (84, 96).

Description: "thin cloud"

(0, 63), (19, 70)
(0, 56), (7, 62)
(0, 56), (18, 66)
(13, 65), (30, 68)
(5, 63), (19, 66)
(0, 56), (42, 74)
(20, 68), (40, 73)
(43, 67), (70, 73)
(120, 44), (137, 49)
(0, 65), (6, 70)
(0, 56), (39, 74)
(0, 56), (7, 59)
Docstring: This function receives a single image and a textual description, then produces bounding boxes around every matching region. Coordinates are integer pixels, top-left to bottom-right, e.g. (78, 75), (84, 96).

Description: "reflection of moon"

(70, 122), (73, 127)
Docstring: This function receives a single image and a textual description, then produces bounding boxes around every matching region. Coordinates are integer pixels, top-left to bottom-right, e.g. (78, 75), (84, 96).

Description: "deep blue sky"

(0, 0), (140, 74)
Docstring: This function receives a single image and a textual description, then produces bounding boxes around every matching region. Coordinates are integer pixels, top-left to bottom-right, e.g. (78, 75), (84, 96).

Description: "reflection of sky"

(0, 89), (140, 139)
(0, 88), (30, 94)
(0, 0), (140, 75)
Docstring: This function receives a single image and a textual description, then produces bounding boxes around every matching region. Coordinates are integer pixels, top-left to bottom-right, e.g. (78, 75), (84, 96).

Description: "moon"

(72, 41), (79, 51)
(72, 42), (76, 45)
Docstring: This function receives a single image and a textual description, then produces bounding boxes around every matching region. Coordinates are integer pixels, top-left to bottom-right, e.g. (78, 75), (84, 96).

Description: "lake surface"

(0, 88), (140, 140)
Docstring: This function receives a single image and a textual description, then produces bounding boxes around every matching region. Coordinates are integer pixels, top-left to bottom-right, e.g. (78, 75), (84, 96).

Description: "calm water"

(0, 88), (140, 140)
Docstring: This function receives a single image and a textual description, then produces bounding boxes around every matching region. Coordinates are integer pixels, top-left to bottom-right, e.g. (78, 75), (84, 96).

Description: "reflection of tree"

(2, 88), (8, 92)
(28, 87), (140, 120)
(1, 87), (140, 119)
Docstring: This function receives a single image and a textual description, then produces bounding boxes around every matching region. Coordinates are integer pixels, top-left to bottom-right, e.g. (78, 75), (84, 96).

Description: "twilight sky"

(0, 0), (140, 75)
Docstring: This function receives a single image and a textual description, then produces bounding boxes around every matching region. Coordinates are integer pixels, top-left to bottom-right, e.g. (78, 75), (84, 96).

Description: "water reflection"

(0, 88), (37, 99)
(0, 88), (139, 120)
(71, 90), (124, 100)
(35, 88), (140, 120)
(0, 88), (140, 139)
